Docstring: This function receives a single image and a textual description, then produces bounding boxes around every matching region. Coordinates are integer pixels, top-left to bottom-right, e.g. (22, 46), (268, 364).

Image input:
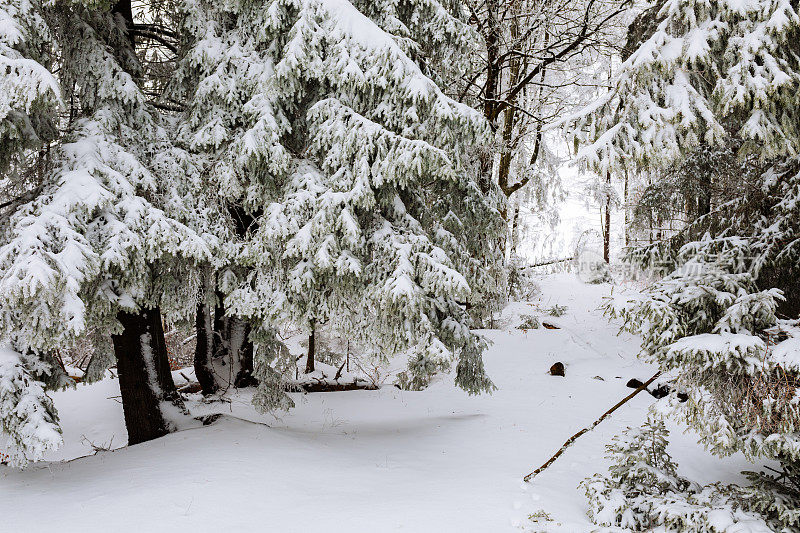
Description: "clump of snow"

(771, 336), (800, 370)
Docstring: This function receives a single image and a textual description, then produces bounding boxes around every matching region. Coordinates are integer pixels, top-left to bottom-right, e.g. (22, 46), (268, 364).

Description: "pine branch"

(131, 28), (177, 53)
(0, 184), (44, 212)
(523, 370), (661, 482)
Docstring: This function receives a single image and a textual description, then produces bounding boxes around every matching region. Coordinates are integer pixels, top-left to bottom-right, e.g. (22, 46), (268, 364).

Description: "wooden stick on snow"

(523, 370), (661, 482)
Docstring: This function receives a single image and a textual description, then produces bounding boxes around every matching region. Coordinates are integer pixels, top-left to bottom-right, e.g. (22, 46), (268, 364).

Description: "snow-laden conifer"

(570, 0), (800, 175)
(174, 0), (499, 401)
(571, 0), (800, 526)
(606, 235), (800, 528)
(0, 1), (210, 460)
(582, 416), (774, 531)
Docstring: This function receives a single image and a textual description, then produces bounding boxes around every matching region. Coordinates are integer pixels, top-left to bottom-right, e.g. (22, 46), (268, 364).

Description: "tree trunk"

(305, 326), (315, 374)
(698, 178), (711, 217)
(496, 13), (522, 203)
(194, 302), (256, 391)
(194, 300), (218, 395)
(482, 0), (500, 124)
(623, 169), (630, 247)
(112, 308), (186, 446)
(112, 0), (135, 46)
(234, 328), (255, 388)
(226, 315), (254, 388)
(604, 170), (612, 263)
(194, 268), (256, 392)
(508, 196), (521, 261)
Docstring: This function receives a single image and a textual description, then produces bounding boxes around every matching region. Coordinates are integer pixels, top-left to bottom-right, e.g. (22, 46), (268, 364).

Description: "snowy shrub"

(517, 315), (540, 330)
(527, 510), (553, 527)
(582, 417), (773, 532)
(584, 263), (612, 285)
(395, 355), (451, 391)
(546, 305), (567, 317)
(507, 257), (541, 301)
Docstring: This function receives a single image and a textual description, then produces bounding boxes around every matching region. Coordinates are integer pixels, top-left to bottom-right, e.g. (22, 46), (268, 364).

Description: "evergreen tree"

(0, 0), (210, 459)
(571, 0), (800, 527)
(173, 0), (499, 402)
(0, 0), (63, 465)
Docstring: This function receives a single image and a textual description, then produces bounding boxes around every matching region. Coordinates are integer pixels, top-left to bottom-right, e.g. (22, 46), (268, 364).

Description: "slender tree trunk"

(623, 169), (630, 247)
(113, 308), (186, 446)
(509, 196), (521, 260)
(194, 268), (219, 394)
(483, 0), (500, 124)
(226, 315), (254, 387)
(234, 327), (255, 388)
(698, 176), (711, 217)
(305, 325), (315, 374)
(496, 13), (521, 206)
(604, 170), (612, 263)
(194, 266), (256, 392)
(474, 0), (501, 199)
(194, 300), (218, 395)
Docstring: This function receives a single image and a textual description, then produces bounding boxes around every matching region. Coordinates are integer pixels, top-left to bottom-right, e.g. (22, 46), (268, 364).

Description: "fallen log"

(519, 257), (575, 270)
(523, 370), (661, 482)
(299, 381), (378, 393)
(178, 382), (203, 394)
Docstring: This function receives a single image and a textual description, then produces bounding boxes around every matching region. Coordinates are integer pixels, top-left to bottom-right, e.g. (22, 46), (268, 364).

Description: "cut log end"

(549, 362), (565, 377)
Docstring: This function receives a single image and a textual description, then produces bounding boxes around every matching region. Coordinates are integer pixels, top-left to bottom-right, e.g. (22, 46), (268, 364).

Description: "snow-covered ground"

(0, 274), (758, 532)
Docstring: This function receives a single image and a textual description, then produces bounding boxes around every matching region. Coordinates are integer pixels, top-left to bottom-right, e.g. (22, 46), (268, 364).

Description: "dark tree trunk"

(194, 301), (218, 395)
(698, 179), (712, 217)
(482, 0), (500, 124)
(112, 308), (186, 446)
(233, 319), (255, 387)
(305, 326), (315, 374)
(214, 303), (255, 388)
(194, 286), (256, 392)
(191, 204), (258, 390)
(604, 171), (612, 263)
(112, 0), (135, 46)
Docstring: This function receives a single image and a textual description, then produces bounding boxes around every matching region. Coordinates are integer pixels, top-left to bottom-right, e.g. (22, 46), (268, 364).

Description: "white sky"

(516, 161), (626, 262)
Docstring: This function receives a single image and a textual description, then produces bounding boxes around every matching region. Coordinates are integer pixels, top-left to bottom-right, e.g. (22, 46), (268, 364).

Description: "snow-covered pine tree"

(570, 0), (800, 527)
(582, 416), (773, 531)
(0, 0), (211, 459)
(603, 233), (800, 529)
(347, 0), (475, 90)
(173, 0), (500, 402)
(331, 0), (508, 329)
(582, 416), (690, 530)
(0, 0), (64, 465)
